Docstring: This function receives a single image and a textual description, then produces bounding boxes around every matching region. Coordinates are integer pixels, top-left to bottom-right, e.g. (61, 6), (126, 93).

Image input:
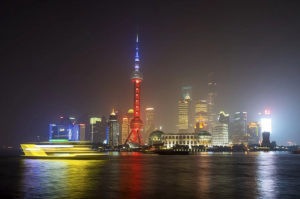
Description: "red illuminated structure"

(125, 32), (144, 147)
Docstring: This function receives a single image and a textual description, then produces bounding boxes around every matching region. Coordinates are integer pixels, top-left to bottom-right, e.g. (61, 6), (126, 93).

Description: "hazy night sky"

(1, 0), (300, 146)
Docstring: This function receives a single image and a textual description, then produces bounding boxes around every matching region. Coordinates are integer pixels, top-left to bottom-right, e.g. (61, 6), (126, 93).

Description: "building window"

(191, 136), (193, 139)
(173, 141), (174, 144)
(191, 141), (193, 144)
(162, 136), (164, 140)
(183, 136), (185, 139)
(187, 141), (189, 144)
(169, 141), (171, 144)
(176, 136), (178, 139)
(169, 136), (171, 139)
(172, 136), (174, 139)
(179, 136), (182, 139)
(176, 141), (178, 144)
(187, 136), (189, 139)
(180, 141), (182, 144)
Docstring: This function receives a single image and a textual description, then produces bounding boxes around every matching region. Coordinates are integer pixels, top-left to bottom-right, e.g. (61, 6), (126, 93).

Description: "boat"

(20, 141), (107, 159)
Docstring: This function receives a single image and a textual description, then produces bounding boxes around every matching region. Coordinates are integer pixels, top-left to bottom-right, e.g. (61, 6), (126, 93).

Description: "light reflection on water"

(0, 152), (299, 198)
(20, 159), (107, 199)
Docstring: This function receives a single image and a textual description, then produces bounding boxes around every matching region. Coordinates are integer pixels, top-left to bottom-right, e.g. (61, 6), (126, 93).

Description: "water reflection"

(20, 159), (106, 199)
(257, 152), (277, 198)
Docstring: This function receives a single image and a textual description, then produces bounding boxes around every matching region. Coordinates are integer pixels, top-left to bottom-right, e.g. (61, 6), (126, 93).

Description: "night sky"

(1, 0), (300, 146)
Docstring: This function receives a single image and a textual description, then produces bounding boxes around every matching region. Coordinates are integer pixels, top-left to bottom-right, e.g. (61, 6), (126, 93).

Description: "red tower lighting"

(125, 31), (144, 147)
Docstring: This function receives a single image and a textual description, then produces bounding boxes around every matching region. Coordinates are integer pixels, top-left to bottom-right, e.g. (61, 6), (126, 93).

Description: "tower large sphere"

(130, 117), (143, 129)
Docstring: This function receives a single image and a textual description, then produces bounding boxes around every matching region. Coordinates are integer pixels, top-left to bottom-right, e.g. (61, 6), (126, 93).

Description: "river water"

(0, 152), (299, 199)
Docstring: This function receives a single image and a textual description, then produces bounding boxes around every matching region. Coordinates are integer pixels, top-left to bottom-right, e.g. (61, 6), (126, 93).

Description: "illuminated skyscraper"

(234, 112), (247, 135)
(182, 87), (192, 132)
(195, 99), (208, 122)
(247, 122), (262, 144)
(90, 117), (101, 143)
(208, 69), (216, 122)
(207, 69), (217, 132)
(219, 111), (229, 124)
(125, 32), (143, 147)
(121, 116), (129, 144)
(108, 109), (119, 147)
(179, 99), (189, 133)
(145, 108), (154, 143)
(260, 110), (272, 135)
(212, 123), (228, 146)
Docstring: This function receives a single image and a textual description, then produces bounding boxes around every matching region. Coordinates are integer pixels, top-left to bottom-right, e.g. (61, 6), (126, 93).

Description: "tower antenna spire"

(135, 28), (139, 71)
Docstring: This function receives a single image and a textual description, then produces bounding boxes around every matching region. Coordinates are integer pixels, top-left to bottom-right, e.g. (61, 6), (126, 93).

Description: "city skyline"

(1, 1), (300, 146)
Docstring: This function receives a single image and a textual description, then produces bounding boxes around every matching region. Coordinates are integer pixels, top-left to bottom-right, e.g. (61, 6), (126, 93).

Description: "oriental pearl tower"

(124, 31), (144, 147)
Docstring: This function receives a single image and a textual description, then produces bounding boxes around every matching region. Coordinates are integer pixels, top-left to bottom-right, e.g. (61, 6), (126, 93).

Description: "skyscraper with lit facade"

(108, 110), (119, 147)
(125, 32), (143, 147)
(234, 112), (247, 135)
(145, 108), (154, 143)
(121, 116), (129, 144)
(247, 122), (261, 144)
(260, 110), (272, 139)
(219, 111), (229, 124)
(212, 123), (228, 146)
(179, 99), (189, 133)
(207, 69), (217, 125)
(195, 99), (208, 122)
(182, 87), (192, 132)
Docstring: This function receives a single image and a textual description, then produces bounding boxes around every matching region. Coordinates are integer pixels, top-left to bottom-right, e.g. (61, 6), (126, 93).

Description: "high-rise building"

(49, 124), (68, 140)
(219, 111), (229, 124)
(182, 87), (192, 132)
(247, 122), (262, 145)
(234, 112), (247, 135)
(121, 116), (129, 144)
(108, 109), (119, 147)
(145, 108), (154, 143)
(49, 116), (72, 140)
(179, 99), (189, 133)
(195, 100), (208, 122)
(125, 32), (143, 147)
(90, 117), (101, 143)
(212, 123), (228, 146)
(207, 69), (217, 124)
(68, 124), (85, 141)
(260, 109), (272, 135)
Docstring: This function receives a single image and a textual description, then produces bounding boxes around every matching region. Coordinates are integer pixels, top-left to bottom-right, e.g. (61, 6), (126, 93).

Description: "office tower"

(77, 113), (92, 141)
(49, 116), (72, 140)
(68, 124), (85, 141)
(247, 122), (262, 144)
(234, 112), (247, 135)
(90, 117), (101, 143)
(260, 109), (272, 134)
(195, 99), (208, 122)
(207, 69), (217, 124)
(212, 123), (228, 146)
(125, 32), (144, 147)
(121, 116), (129, 144)
(179, 99), (189, 133)
(49, 124), (68, 140)
(145, 108), (154, 143)
(108, 109), (119, 147)
(219, 111), (229, 124)
(182, 86), (192, 132)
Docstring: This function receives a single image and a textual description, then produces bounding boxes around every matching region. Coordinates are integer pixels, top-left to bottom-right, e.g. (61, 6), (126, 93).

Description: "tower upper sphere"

(131, 70), (143, 80)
